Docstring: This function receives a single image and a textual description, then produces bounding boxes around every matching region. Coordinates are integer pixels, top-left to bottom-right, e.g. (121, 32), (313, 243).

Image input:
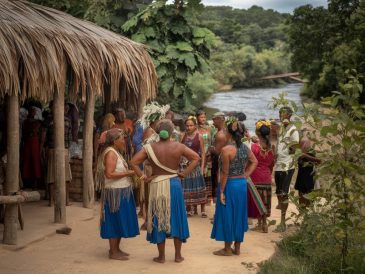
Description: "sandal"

(201, 212), (208, 218)
(187, 211), (194, 217)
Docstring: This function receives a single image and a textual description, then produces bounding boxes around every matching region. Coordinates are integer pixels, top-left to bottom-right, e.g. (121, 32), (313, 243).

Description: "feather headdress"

(140, 101), (170, 129)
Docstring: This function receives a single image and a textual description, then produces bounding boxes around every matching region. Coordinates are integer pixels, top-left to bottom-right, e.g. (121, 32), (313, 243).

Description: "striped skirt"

(247, 179), (268, 218)
(254, 184), (272, 217)
(182, 166), (207, 206)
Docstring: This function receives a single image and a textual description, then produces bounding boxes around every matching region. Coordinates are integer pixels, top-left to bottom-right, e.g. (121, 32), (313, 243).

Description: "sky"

(201, 0), (328, 13)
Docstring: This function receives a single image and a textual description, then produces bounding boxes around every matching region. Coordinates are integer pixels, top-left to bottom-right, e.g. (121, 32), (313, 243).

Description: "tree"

(122, 0), (216, 111)
(288, 1), (365, 100)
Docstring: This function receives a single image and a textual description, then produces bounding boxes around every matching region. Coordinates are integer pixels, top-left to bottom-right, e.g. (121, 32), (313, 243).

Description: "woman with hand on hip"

(211, 117), (258, 256)
(98, 128), (139, 260)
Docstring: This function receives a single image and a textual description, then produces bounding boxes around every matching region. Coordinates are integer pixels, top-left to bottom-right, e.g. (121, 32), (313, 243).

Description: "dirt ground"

(0, 196), (296, 274)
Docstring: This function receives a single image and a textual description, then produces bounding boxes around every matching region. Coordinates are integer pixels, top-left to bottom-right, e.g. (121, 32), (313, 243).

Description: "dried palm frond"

(0, 0), (157, 109)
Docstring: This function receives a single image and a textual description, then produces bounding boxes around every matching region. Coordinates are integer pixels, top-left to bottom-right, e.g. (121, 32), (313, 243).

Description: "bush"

(260, 71), (365, 274)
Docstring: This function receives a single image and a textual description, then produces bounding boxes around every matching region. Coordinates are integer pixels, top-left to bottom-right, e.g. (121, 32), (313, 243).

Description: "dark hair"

(227, 121), (245, 147)
(236, 112), (246, 121)
(196, 109), (206, 117)
(256, 124), (271, 148)
(279, 106), (293, 116)
(156, 119), (174, 140)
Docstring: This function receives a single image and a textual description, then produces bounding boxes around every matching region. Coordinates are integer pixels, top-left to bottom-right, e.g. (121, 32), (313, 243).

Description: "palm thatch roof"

(0, 0), (157, 107)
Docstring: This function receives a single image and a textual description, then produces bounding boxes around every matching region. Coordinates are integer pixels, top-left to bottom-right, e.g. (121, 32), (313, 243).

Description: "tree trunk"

(53, 91), (66, 223)
(3, 94), (19, 245)
(82, 91), (95, 208)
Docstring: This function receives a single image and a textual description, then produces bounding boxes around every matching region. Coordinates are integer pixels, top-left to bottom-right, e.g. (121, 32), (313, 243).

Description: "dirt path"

(0, 198), (296, 274)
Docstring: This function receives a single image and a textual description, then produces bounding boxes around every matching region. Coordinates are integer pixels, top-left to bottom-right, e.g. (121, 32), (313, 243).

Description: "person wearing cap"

(274, 106), (299, 232)
(209, 112), (226, 201)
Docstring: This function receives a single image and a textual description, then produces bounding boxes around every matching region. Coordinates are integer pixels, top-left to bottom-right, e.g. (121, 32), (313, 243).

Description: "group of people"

(0, 101), (79, 206)
(96, 102), (320, 262)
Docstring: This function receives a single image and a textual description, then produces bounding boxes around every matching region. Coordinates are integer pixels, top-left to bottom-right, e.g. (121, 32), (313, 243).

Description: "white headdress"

(140, 101), (170, 129)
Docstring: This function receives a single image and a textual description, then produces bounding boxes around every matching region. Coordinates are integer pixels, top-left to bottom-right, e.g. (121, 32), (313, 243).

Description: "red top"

(182, 132), (201, 154)
(250, 143), (274, 184)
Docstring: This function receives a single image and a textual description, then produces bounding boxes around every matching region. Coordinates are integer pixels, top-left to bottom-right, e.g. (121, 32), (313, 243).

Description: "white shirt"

(275, 124), (299, 171)
(104, 148), (132, 189)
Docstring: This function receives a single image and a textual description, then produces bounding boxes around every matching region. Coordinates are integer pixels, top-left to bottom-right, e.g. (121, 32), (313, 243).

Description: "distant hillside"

(199, 5), (290, 50)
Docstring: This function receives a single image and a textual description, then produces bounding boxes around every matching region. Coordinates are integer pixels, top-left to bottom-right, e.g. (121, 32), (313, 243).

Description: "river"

(203, 83), (303, 133)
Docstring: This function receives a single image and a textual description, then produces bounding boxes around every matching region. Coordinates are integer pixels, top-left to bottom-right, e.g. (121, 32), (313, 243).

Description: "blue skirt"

(147, 177), (190, 244)
(100, 187), (140, 239)
(211, 178), (248, 242)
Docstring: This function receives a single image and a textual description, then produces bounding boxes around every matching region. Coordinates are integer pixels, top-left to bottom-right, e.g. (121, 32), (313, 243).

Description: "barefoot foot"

(175, 256), (184, 263)
(153, 257), (165, 263)
(231, 248), (240, 255)
(109, 252), (129, 261)
(213, 248), (232, 256)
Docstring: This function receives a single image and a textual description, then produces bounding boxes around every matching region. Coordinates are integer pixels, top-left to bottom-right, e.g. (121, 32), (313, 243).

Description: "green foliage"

(210, 42), (291, 88)
(199, 6), (289, 50)
(85, 0), (152, 32)
(288, 1), (365, 101)
(30, 0), (90, 18)
(260, 71), (365, 273)
(122, 0), (217, 111)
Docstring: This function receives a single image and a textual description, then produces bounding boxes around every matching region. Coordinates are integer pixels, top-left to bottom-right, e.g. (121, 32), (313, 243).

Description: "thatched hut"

(0, 0), (157, 244)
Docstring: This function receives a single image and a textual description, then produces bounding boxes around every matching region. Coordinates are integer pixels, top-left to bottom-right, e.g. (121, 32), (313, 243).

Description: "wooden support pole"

(82, 91), (95, 208)
(53, 91), (66, 224)
(3, 94), (19, 245)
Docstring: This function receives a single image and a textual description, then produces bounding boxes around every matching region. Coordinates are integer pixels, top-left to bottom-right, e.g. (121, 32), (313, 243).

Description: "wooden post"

(53, 91), (66, 223)
(82, 91), (95, 208)
(3, 94), (19, 245)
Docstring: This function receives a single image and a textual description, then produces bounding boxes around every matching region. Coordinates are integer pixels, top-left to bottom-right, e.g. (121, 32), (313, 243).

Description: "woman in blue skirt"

(98, 128), (139, 260)
(131, 119), (200, 263)
(211, 117), (258, 256)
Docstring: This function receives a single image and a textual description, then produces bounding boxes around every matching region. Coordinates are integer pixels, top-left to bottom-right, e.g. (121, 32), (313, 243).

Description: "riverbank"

(204, 83), (303, 133)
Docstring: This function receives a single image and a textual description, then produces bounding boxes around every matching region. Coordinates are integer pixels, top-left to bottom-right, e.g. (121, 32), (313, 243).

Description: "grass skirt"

(211, 178), (248, 242)
(100, 187), (140, 239)
(147, 177), (190, 244)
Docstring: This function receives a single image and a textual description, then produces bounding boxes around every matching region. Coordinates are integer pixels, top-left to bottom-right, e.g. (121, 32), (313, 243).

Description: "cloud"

(201, 0), (328, 13)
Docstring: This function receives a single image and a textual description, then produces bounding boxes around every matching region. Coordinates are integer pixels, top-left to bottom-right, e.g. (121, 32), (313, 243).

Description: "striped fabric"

(247, 178), (267, 216)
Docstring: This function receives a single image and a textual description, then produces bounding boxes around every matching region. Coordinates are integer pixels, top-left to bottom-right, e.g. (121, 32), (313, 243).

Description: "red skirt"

(22, 136), (41, 179)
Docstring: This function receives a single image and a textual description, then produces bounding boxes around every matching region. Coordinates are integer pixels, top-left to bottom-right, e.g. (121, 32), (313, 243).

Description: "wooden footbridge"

(261, 72), (307, 83)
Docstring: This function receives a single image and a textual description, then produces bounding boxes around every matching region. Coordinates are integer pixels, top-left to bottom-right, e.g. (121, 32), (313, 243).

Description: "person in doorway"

(130, 119), (199, 263)
(21, 106), (43, 189)
(211, 117), (258, 256)
(274, 106), (299, 232)
(98, 128), (139, 260)
(180, 116), (207, 217)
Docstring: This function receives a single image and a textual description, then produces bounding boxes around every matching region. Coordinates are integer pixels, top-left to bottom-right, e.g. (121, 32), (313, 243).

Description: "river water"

(203, 83), (303, 133)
